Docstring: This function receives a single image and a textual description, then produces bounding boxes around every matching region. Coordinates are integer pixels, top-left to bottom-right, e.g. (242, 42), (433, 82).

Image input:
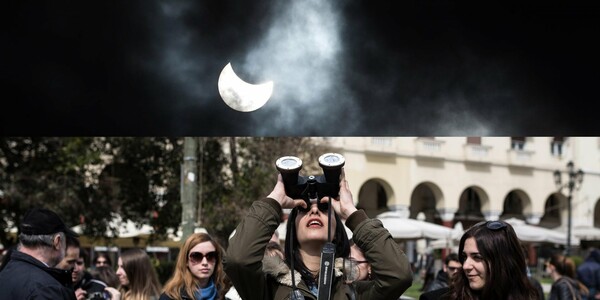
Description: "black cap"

(19, 208), (79, 238)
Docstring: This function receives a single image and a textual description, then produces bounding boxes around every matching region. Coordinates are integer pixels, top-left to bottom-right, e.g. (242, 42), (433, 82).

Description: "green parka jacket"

(224, 198), (413, 300)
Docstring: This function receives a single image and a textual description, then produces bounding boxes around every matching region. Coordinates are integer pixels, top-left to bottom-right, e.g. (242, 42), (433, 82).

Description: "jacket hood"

(262, 255), (345, 287)
(589, 249), (600, 263)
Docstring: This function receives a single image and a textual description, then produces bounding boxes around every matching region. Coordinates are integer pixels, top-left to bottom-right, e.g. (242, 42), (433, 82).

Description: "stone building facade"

(320, 137), (600, 256)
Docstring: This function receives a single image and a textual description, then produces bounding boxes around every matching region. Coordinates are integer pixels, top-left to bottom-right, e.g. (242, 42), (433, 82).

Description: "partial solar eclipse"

(218, 62), (273, 112)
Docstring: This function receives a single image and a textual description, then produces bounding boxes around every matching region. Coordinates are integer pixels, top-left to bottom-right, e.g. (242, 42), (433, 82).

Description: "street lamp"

(554, 161), (584, 256)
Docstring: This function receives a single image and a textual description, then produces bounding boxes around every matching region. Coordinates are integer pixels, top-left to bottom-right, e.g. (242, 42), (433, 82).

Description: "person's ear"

(53, 234), (62, 250)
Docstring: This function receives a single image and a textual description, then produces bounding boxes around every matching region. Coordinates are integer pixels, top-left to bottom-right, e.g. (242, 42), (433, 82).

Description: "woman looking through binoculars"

(224, 161), (412, 300)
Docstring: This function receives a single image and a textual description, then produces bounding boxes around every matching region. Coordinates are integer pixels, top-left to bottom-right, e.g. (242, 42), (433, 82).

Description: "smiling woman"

(440, 220), (540, 300)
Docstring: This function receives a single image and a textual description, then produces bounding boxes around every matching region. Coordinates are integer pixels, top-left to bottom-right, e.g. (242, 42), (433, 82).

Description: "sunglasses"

(342, 257), (369, 283)
(347, 257), (369, 264)
(485, 221), (507, 231)
(189, 251), (217, 264)
(297, 201), (330, 213)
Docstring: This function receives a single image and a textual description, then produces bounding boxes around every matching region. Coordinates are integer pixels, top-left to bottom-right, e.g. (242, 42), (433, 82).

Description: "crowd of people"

(2, 167), (600, 300)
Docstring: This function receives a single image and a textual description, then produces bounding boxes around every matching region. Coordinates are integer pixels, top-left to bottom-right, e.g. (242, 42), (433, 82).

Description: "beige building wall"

(327, 137), (412, 213)
(321, 137), (600, 228)
(572, 137), (600, 227)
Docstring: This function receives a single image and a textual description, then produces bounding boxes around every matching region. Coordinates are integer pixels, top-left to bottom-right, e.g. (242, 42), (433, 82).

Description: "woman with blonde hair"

(116, 248), (162, 300)
(159, 232), (229, 300)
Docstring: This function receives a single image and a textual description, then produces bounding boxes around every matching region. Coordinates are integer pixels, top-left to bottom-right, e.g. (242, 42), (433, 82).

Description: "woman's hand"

(325, 168), (357, 221)
(74, 288), (86, 300)
(267, 174), (307, 210)
(104, 287), (121, 300)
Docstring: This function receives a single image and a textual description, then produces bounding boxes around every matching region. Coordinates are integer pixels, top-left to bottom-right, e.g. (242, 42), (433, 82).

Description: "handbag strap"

(560, 277), (580, 300)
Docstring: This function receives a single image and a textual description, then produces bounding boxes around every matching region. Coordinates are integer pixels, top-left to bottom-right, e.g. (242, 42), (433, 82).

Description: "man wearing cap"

(0, 207), (78, 300)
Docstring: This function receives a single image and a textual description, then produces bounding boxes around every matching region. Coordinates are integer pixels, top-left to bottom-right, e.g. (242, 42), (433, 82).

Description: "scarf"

(194, 278), (217, 300)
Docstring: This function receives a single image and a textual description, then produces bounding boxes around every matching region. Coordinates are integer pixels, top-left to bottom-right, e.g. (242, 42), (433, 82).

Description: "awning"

(376, 211), (461, 240)
(504, 218), (579, 245)
(572, 225), (600, 241)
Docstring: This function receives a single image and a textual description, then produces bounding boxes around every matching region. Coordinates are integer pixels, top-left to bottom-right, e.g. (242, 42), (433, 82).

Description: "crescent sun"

(218, 62), (274, 112)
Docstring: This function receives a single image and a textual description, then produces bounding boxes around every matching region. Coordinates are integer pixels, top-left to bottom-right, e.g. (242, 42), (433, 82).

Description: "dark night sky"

(2, 0), (599, 136)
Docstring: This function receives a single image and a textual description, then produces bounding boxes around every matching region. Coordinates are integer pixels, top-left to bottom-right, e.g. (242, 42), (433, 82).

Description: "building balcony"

(364, 137), (396, 155)
(415, 138), (445, 159)
(507, 149), (534, 167)
(463, 144), (492, 164)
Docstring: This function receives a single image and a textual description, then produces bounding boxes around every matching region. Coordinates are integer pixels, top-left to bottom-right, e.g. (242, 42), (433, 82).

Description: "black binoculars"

(275, 153), (345, 203)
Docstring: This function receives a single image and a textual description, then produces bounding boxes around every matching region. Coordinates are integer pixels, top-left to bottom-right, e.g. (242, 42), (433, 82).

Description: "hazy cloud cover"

(3, 0), (599, 135)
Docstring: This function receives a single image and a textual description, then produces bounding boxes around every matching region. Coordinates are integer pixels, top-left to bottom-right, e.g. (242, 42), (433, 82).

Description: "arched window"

(409, 183), (441, 223)
(455, 187), (485, 228)
(539, 194), (562, 228)
(500, 191), (525, 220)
(358, 180), (389, 218)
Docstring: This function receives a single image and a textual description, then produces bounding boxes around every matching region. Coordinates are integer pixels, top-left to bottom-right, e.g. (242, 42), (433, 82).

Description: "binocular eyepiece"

(275, 153), (345, 203)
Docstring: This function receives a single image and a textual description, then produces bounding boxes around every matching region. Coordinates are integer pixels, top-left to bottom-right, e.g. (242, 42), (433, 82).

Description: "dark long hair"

(119, 248), (162, 300)
(94, 252), (112, 267)
(284, 206), (350, 281)
(90, 266), (120, 288)
(446, 220), (539, 300)
(549, 254), (589, 296)
(549, 254), (576, 278)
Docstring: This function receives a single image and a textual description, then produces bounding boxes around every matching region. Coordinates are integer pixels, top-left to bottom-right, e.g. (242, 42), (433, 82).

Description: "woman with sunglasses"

(116, 248), (162, 300)
(160, 232), (229, 300)
(441, 220), (540, 299)
(341, 239), (378, 299)
(347, 240), (371, 282)
(547, 254), (589, 300)
(224, 171), (412, 300)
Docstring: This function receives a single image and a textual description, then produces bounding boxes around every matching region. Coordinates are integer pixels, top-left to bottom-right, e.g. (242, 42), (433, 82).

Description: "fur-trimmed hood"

(261, 255), (345, 287)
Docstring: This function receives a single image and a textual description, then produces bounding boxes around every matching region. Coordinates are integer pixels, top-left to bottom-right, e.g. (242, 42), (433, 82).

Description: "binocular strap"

(317, 242), (336, 300)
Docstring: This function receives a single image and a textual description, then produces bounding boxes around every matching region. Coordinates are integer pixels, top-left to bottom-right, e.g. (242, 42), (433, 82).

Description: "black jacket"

(0, 250), (76, 300)
(529, 276), (545, 300)
(424, 269), (448, 292)
(550, 277), (585, 300)
(158, 290), (193, 300)
(419, 286), (450, 300)
(420, 277), (545, 300)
